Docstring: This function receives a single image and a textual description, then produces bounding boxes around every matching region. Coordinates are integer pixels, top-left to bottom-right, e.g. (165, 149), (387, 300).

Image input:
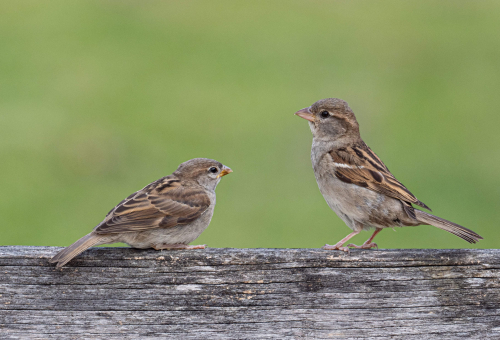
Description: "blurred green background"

(1, 1), (499, 249)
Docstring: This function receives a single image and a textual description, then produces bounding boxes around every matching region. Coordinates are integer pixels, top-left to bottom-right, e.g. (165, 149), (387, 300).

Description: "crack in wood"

(0, 246), (499, 339)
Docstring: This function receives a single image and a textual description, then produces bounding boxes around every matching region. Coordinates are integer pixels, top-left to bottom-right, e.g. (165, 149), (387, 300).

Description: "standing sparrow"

(50, 158), (232, 267)
(295, 98), (482, 251)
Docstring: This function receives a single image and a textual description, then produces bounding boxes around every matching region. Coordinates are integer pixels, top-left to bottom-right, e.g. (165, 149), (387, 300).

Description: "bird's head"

(174, 158), (232, 191)
(295, 98), (360, 141)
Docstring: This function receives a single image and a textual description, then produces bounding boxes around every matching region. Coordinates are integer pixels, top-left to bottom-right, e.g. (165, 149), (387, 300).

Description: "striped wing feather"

(94, 176), (211, 234)
(330, 143), (431, 211)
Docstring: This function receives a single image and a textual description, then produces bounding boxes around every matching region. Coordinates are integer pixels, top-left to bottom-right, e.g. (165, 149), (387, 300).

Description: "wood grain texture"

(1, 246), (499, 339)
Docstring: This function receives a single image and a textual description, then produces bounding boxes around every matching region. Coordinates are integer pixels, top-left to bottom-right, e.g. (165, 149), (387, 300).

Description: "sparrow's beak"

(217, 167), (233, 178)
(295, 107), (315, 122)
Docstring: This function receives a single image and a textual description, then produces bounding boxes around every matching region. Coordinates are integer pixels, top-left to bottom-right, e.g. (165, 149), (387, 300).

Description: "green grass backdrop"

(1, 1), (499, 249)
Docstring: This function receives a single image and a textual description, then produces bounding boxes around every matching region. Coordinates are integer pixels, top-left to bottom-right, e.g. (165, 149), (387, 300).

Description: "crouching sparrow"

(51, 158), (232, 267)
(295, 98), (482, 251)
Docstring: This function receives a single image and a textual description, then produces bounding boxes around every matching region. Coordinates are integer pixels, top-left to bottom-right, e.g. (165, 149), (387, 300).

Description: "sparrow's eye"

(320, 111), (330, 118)
(209, 167), (218, 173)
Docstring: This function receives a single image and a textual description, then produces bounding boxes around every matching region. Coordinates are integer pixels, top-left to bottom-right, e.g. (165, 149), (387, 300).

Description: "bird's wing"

(94, 176), (211, 234)
(329, 143), (431, 211)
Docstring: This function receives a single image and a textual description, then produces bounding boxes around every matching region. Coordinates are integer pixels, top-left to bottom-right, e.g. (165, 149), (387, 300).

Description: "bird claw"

(152, 244), (206, 250)
(322, 244), (350, 253)
(184, 244), (206, 250)
(346, 242), (378, 250)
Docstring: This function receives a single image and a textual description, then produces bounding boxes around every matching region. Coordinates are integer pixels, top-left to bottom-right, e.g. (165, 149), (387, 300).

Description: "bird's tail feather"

(414, 210), (483, 244)
(50, 233), (103, 268)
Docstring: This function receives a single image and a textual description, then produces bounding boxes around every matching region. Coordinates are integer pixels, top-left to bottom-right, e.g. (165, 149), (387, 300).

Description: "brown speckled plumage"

(296, 98), (482, 251)
(50, 158), (232, 268)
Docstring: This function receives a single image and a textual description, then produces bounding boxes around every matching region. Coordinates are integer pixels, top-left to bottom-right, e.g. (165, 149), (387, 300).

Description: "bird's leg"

(152, 244), (206, 250)
(347, 228), (382, 249)
(322, 231), (360, 252)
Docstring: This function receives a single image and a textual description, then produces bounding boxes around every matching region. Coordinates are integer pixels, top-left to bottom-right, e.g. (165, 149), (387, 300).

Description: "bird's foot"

(346, 242), (378, 250)
(152, 244), (206, 250)
(322, 243), (350, 253)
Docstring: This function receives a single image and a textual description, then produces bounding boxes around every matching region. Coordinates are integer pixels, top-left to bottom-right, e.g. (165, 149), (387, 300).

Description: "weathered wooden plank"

(0, 246), (499, 339)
